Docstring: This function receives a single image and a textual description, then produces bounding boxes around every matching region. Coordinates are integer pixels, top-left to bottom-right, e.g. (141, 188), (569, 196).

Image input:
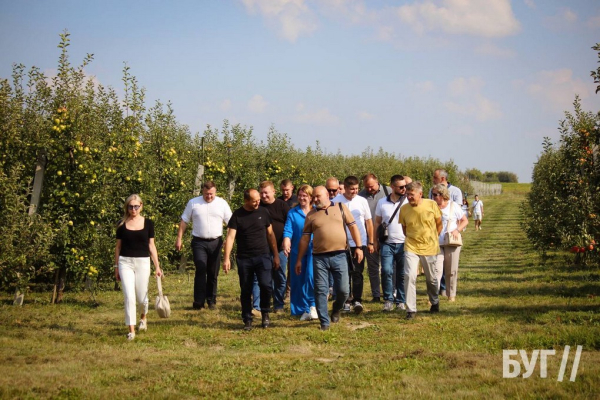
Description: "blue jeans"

(237, 254), (273, 323)
(380, 242), (405, 303)
(313, 252), (349, 327)
(252, 250), (288, 310)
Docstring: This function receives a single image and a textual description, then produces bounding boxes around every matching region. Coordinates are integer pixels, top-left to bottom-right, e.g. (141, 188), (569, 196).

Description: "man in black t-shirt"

(257, 181), (290, 312)
(223, 189), (280, 330)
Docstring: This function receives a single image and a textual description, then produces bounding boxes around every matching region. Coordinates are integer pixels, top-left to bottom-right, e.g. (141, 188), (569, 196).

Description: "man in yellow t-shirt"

(398, 181), (442, 319)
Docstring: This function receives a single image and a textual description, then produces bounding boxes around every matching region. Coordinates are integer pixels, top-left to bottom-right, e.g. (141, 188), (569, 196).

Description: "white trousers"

(119, 256), (150, 326)
(404, 252), (439, 313)
(436, 245), (461, 297)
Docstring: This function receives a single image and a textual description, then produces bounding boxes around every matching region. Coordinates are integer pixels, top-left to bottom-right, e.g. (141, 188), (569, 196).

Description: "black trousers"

(191, 237), (223, 307)
(237, 254), (273, 322)
(348, 246), (367, 303)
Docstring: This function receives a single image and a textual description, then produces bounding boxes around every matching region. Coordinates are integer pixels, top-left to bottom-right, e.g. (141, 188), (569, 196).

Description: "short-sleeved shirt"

(278, 194), (298, 209)
(359, 184), (391, 221)
(116, 218), (155, 258)
(438, 201), (465, 245)
(180, 196), (232, 239)
(398, 199), (441, 255)
(303, 203), (356, 254)
(375, 195), (408, 244)
(260, 199), (290, 251)
(472, 200), (483, 214)
(331, 194), (371, 247)
(228, 207), (272, 258)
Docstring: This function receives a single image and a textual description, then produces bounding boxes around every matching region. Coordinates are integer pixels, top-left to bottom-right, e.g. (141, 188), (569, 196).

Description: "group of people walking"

(114, 169), (483, 337)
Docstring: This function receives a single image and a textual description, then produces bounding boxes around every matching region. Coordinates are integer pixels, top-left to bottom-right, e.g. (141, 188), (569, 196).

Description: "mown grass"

(1, 183), (599, 399)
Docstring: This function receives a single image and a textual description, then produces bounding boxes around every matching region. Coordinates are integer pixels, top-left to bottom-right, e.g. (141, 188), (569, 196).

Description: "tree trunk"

(52, 266), (67, 304)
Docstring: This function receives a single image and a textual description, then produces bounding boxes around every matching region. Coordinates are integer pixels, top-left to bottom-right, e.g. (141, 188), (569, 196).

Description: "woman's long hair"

(117, 194), (143, 228)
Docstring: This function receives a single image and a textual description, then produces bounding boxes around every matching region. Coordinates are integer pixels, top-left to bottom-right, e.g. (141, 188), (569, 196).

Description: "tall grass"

(1, 183), (599, 399)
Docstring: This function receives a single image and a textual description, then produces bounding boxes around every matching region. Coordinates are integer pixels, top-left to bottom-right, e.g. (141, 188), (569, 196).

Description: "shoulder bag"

(338, 202), (355, 272)
(441, 202), (463, 247)
(155, 276), (171, 318)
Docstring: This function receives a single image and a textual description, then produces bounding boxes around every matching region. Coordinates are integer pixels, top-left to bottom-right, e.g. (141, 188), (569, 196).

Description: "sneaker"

(310, 306), (318, 320)
(127, 332), (135, 341)
(396, 303), (407, 310)
(138, 319), (147, 331)
(300, 312), (312, 321)
(430, 303), (440, 313)
(244, 320), (253, 331)
(320, 325), (330, 331)
(251, 309), (261, 317)
(383, 301), (393, 312)
(262, 313), (270, 328)
(192, 302), (204, 310)
(353, 302), (364, 314)
(371, 297), (381, 303)
(208, 303), (216, 310)
(448, 296), (456, 302)
(331, 311), (340, 323)
(342, 303), (351, 312)
(405, 312), (416, 320)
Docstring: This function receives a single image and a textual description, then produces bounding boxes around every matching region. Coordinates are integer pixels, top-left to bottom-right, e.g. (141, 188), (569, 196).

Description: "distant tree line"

(464, 168), (519, 183)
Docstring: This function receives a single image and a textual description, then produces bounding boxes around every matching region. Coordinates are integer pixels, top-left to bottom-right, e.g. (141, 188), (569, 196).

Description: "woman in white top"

(431, 184), (468, 301)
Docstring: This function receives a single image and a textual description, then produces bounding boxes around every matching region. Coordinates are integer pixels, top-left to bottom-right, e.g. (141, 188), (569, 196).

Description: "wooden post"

(29, 150), (47, 216)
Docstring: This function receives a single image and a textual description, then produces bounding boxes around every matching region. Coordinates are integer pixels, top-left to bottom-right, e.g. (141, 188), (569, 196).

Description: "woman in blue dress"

(282, 184), (317, 320)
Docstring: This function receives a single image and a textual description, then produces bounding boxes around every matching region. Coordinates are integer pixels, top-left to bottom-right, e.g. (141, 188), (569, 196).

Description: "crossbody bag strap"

(382, 185), (389, 196)
(387, 196), (404, 225)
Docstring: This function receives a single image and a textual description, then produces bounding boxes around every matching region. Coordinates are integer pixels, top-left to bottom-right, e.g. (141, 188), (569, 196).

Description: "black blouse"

(116, 218), (155, 258)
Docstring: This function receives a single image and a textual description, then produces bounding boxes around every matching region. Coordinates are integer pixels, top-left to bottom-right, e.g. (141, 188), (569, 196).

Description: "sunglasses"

(128, 205), (141, 210)
(431, 193), (442, 197)
(396, 185), (406, 189)
(326, 188), (339, 193)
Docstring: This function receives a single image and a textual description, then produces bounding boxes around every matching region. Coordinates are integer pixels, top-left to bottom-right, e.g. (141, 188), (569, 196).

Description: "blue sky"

(1, 0), (599, 182)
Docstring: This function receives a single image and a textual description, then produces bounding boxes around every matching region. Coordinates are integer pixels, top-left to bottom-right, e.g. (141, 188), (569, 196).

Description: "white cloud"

(248, 94), (268, 113)
(525, 69), (590, 112)
(357, 111), (375, 121)
(413, 80), (436, 93)
(242, 0), (317, 42)
(220, 99), (232, 111)
(587, 15), (600, 29)
(445, 77), (502, 121)
(475, 42), (516, 58)
(543, 8), (578, 30)
(318, 0), (377, 24)
(524, 0), (535, 10)
(396, 0), (520, 38)
(293, 107), (340, 125)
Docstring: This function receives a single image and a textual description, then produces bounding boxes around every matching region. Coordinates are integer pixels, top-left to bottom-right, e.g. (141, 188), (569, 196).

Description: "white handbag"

(155, 276), (171, 318)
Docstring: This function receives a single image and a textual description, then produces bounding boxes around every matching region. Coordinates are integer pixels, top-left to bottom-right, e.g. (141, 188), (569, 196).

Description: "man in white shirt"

(332, 175), (374, 314)
(374, 175), (409, 312)
(472, 194), (484, 231)
(358, 173), (391, 303)
(176, 181), (232, 310)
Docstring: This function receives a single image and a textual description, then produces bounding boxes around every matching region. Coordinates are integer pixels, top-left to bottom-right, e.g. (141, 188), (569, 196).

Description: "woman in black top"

(114, 194), (162, 340)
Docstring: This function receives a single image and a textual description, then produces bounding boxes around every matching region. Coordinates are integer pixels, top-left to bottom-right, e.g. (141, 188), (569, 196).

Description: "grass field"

(1, 184), (599, 399)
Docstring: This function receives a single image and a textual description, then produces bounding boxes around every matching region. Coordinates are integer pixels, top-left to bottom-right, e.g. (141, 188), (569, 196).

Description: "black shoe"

(192, 302), (204, 310)
(430, 303), (439, 313)
(320, 325), (330, 331)
(208, 303), (216, 310)
(262, 312), (270, 328)
(406, 312), (416, 320)
(244, 320), (253, 331)
(331, 311), (340, 323)
(371, 297), (381, 303)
